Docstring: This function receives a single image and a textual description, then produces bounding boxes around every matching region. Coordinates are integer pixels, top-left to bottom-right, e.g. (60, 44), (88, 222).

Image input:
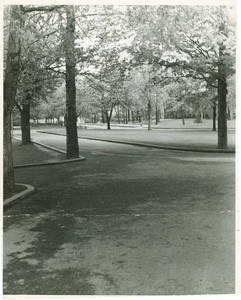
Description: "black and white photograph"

(2, 0), (239, 297)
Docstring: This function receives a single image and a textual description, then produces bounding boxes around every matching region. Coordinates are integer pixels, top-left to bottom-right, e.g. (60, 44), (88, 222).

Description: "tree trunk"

(4, 5), (23, 194)
(106, 111), (111, 130)
(101, 109), (106, 123)
(212, 103), (216, 131)
(227, 107), (231, 120)
(131, 110), (135, 123)
(155, 101), (160, 125)
(107, 117), (111, 130)
(4, 112), (15, 194)
(65, 6), (79, 158)
(115, 106), (120, 123)
(200, 107), (203, 122)
(148, 98), (151, 130)
(217, 75), (227, 148)
(217, 27), (228, 149)
(106, 107), (113, 130)
(127, 109), (130, 122)
(182, 111), (185, 125)
(20, 103), (31, 144)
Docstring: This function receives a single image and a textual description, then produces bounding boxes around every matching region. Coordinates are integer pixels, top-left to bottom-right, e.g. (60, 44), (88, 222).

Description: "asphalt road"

(3, 131), (236, 295)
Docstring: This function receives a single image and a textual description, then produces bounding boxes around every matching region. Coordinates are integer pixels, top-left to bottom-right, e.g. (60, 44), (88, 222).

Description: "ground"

(3, 129), (235, 295)
(35, 119), (235, 151)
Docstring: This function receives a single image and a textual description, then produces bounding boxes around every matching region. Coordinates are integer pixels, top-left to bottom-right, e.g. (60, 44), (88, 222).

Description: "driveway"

(3, 131), (235, 295)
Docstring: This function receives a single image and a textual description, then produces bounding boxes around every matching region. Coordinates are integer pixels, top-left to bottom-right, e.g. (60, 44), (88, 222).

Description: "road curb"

(4, 183), (35, 208)
(13, 137), (86, 168)
(37, 131), (235, 154)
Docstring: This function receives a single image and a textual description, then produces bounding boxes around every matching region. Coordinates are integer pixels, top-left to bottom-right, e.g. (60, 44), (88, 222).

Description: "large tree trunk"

(4, 5), (22, 194)
(212, 103), (216, 131)
(65, 6), (79, 158)
(217, 30), (228, 149)
(20, 103), (31, 144)
(4, 112), (15, 194)
(217, 75), (227, 148)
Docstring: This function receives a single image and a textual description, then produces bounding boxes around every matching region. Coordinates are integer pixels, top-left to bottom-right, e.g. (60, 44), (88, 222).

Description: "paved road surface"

(3, 131), (235, 295)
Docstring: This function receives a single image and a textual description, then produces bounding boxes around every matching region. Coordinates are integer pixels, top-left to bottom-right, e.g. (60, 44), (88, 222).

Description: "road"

(3, 131), (236, 295)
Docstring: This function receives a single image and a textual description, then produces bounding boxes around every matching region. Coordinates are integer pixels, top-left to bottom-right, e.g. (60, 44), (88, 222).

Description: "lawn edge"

(13, 137), (86, 168)
(37, 130), (235, 154)
(3, 183), (35, 208)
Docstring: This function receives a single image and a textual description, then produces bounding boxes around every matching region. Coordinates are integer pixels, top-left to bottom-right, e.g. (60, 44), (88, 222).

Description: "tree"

(4, 5), (23, 194)
(64, 6), (79, 158)
(127, 6), (235, 148)
(14, 12), (61, 144)
(167, 6), (235, 148)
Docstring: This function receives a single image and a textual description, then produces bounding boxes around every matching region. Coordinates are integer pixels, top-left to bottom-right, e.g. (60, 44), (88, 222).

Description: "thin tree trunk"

(101, 109), (106, 123)
(4, 5), (23, 194)
(148, 98), (151, 130)
(200, 107), (203, 122)
(182, 111), (185, 125)
(125, 109), (128, 124)
(155, 101), (160, 125)
(107, 117), (111, 130)
(106, 105), (114, 130)
(127, 109), (130, 122)
(212, 103), (216, 131)
(131, 110), (135, 123)
(20, 103), (31, 144)
(227, 107), (231, 120)
(115, 106), (120, 123)
(65, 6), (79, 158)
(106, 111), (111, 130)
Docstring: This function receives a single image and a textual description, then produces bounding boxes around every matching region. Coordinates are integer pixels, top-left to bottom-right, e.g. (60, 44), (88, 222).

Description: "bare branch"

(20, 5), (65, 13)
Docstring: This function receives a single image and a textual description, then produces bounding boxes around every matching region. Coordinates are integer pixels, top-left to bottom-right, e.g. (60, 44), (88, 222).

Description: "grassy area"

(4, 184), (26, 200)
(154, 118), (235, 129)
(40, 126), (235, 151)
(13, 139), (64, 166)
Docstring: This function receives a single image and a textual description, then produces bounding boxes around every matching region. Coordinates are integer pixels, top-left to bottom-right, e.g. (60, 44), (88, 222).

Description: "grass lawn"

(4, 183), (26, 200)
(13, 138), (64, 166)
(38, 125), (235, 151)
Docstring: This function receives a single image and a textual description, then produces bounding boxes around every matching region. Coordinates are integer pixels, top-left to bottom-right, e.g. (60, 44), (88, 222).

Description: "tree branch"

(20, 5), (65, 13)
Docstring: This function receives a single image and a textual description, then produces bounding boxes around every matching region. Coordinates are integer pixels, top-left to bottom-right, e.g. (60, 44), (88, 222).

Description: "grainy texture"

(4, 132), (235, 294)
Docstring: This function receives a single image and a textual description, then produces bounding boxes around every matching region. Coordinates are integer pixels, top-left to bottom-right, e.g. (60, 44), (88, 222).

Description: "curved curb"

(13, 137), (86, 168)
(14, 157), (86, 169)
(4, 184), (35, 208)
(37, 131), (235, 154)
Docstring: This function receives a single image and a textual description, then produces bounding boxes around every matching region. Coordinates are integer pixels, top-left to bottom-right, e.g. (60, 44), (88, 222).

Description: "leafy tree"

(127, 5), (235, 148)
(4, 5), (23, 193)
